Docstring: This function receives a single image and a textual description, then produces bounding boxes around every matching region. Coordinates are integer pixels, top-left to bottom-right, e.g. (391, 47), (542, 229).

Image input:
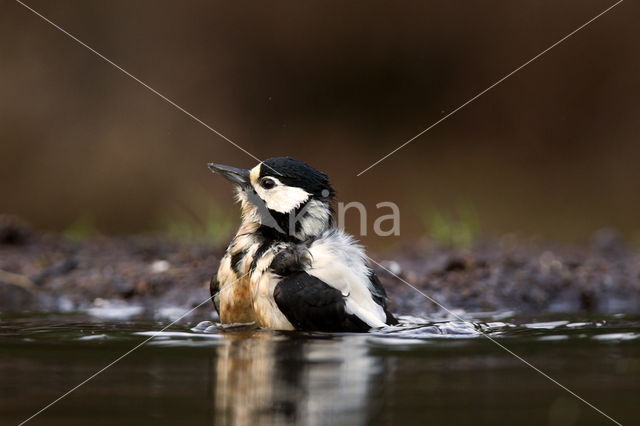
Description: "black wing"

(368, 270), (398, 325)
(274, 272), (371, 332)
(210, 273), (221, 317)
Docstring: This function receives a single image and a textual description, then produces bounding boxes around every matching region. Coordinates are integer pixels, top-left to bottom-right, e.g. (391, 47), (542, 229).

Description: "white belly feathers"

(249, 229), (387, 329)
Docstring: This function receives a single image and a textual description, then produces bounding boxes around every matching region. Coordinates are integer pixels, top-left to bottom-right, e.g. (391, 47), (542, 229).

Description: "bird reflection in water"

(212, 330), (381, 426)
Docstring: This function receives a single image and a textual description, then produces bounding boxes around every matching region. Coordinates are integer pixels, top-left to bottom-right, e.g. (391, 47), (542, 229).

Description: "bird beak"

(207, 163), (251, 186)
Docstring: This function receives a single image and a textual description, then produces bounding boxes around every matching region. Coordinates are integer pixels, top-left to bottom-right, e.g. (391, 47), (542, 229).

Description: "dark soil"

(1, 215), (639, 316)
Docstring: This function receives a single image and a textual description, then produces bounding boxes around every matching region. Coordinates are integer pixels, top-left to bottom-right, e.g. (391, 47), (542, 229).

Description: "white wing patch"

(306, 230), (387, 328)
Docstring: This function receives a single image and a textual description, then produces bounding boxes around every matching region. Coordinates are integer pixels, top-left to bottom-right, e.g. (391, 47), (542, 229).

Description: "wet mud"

(1, 216), (639, 316)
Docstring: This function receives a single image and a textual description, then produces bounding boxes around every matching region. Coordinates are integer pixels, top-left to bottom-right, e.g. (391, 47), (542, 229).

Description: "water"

(1, 312), (638, 426)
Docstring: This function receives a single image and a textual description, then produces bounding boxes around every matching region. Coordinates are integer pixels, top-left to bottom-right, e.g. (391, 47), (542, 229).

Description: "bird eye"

(260, 178), (276, 189)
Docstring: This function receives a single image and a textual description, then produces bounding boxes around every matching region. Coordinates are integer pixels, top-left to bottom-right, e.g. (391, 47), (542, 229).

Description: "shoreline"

(1, 218), (639, 316)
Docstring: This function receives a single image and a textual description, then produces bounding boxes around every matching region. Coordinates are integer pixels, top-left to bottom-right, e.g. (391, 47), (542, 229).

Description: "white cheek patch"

(248, 163), (311, 213)
(254, 178), (311, 213)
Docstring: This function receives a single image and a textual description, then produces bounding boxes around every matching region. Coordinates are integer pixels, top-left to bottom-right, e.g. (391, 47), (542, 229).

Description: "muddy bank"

(1, 216), (639, 317)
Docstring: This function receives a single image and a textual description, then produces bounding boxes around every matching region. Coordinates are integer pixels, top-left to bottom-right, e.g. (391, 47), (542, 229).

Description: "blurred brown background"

(1, 0), (638, 247)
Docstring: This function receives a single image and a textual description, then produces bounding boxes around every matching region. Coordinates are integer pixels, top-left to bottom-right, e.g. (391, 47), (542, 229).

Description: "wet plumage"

(209, 157), (397, 332)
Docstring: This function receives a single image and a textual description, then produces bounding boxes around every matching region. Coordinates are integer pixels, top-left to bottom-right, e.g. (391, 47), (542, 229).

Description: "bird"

(208, 157), (397, 332)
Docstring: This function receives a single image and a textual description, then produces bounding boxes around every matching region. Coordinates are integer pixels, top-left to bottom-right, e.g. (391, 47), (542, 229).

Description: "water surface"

(1, 312), (638, 425)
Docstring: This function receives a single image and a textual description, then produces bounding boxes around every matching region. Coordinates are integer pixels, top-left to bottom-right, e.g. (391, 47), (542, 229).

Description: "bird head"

(208, 157), (335, 239)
